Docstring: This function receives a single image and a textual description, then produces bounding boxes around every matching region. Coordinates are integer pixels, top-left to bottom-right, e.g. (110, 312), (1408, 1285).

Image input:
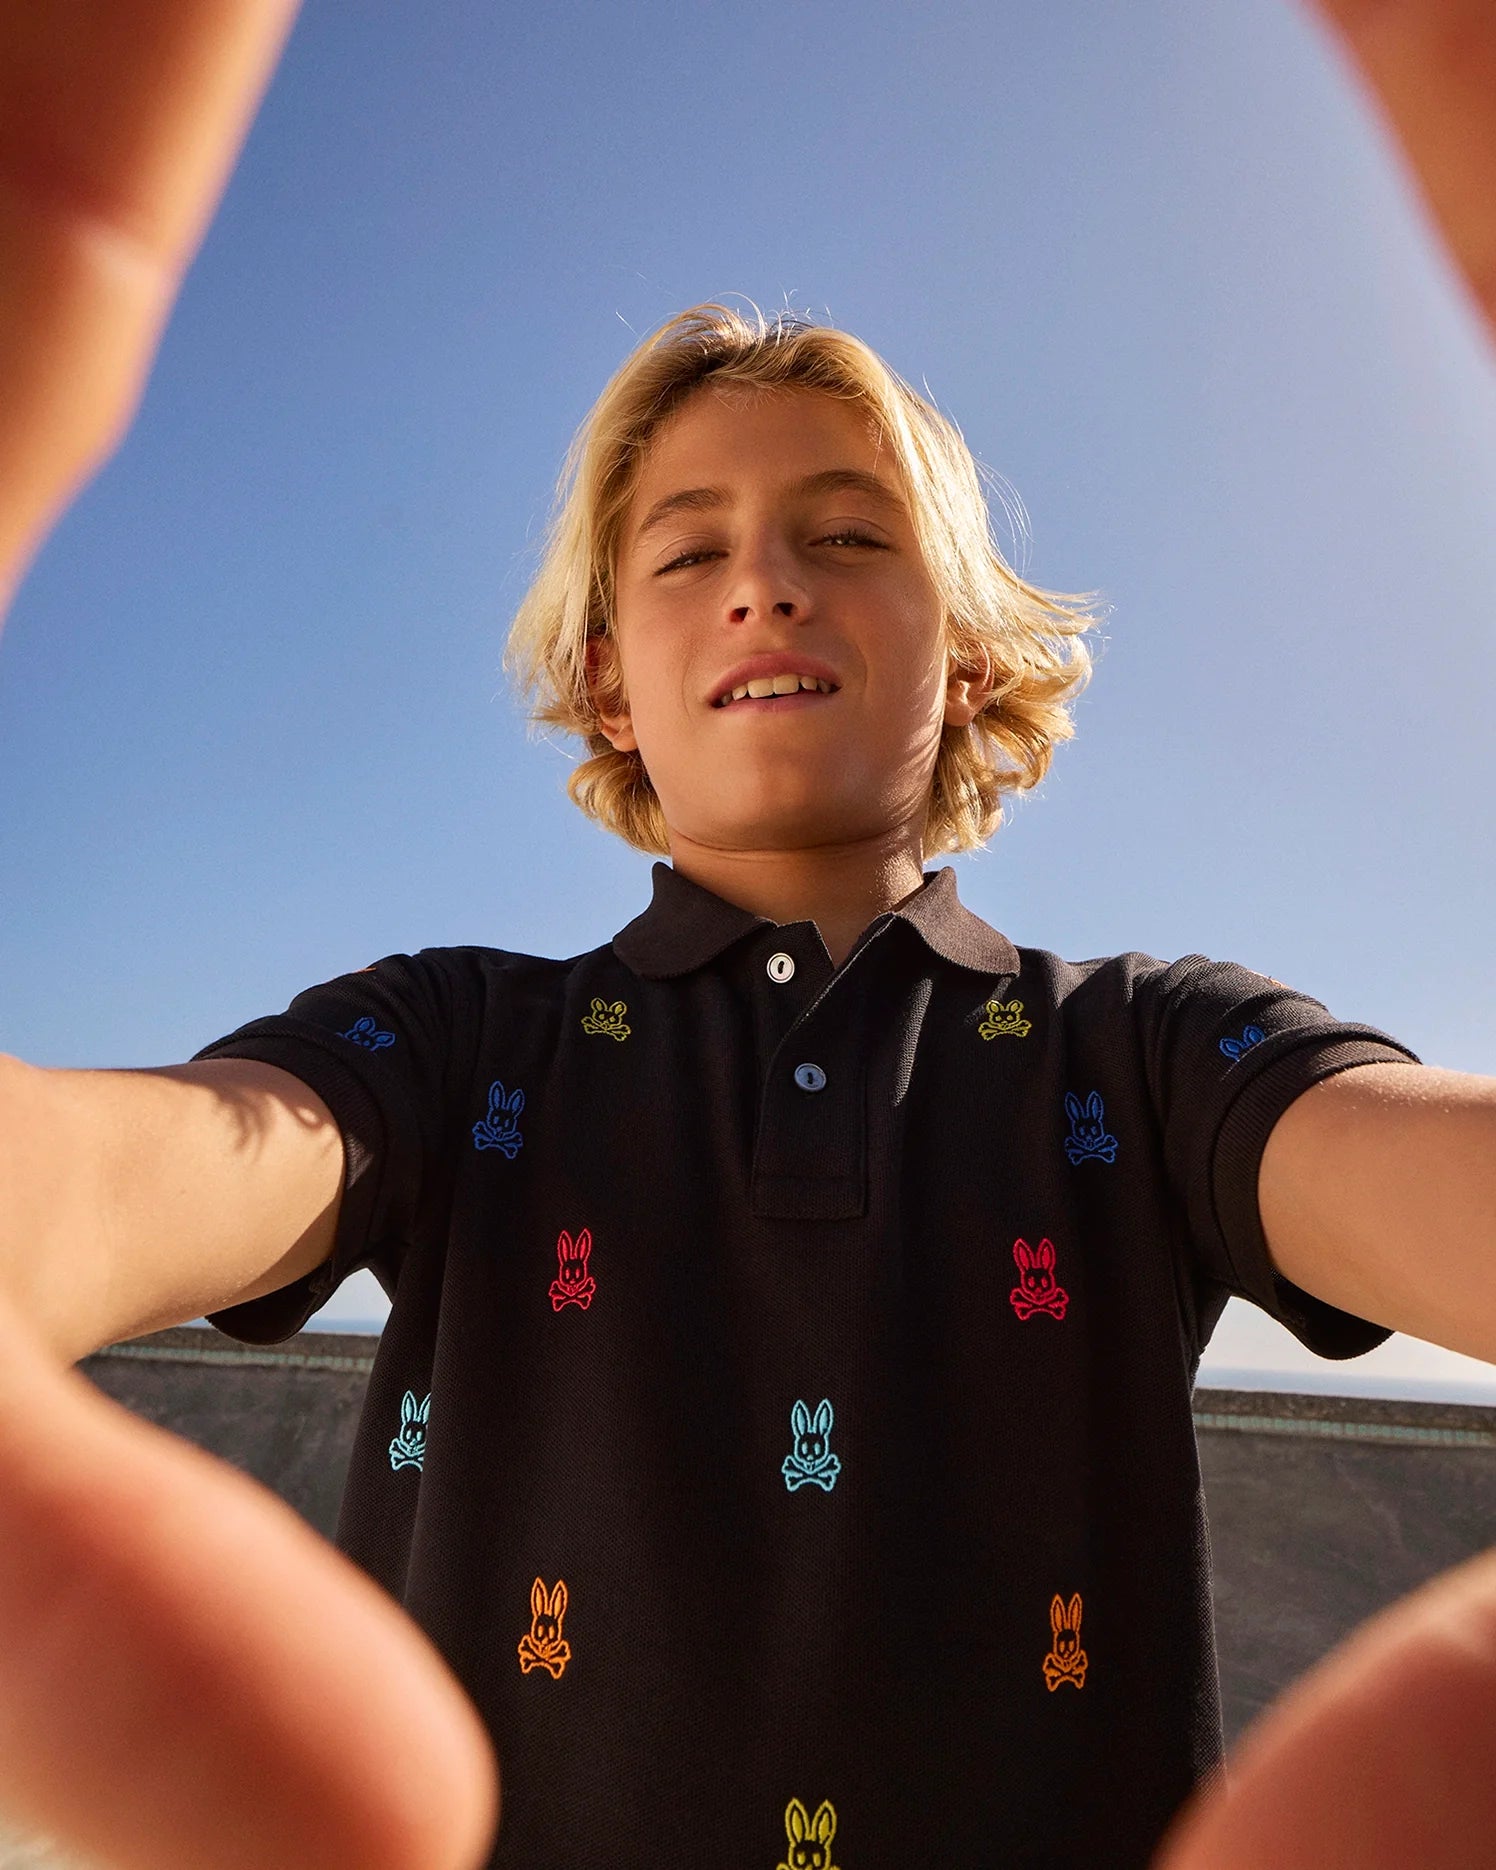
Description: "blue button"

(794, 1062), (827, 1092)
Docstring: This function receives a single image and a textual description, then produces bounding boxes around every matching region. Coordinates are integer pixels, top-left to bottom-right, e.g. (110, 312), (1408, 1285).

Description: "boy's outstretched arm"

(1153, 10), (1496, 1863)
(0, 6), (499, 1865)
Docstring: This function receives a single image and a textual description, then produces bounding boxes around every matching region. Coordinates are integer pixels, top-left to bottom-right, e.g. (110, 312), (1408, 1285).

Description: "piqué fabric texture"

(192, 863), (1418, 1870)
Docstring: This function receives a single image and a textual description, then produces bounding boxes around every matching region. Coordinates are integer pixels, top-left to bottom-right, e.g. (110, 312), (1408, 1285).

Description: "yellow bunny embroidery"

(778, 1797), (841, 1870)
(580, 997), (631, 1041)
(517, 1576), (572, 1679)
(978, 997), (1031, 1040)
(1043, 1591), (1088, 1690)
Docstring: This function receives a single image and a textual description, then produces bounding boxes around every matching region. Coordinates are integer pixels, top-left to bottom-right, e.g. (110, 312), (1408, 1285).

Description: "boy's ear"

(943, 641), (998, 728)
(585, 632), (638, 754)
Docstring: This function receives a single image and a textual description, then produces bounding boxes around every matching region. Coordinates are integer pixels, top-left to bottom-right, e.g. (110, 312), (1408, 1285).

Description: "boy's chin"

(669, 796), (889, 853)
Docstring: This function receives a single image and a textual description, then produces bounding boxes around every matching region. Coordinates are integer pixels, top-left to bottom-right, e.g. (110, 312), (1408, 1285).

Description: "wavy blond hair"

(504, 301), (1106, 856)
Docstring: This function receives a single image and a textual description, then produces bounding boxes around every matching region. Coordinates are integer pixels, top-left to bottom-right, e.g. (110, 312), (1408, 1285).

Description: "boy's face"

(599, 384), (990, 856)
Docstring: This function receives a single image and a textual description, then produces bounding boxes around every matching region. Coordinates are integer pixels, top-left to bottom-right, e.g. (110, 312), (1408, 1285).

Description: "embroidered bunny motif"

(782, 1399), (841, 1492)
(387, 1389), (429, 1472)
(1043, 1592), (1088, 1690)
(549, 1228), (596, 1311)
(978, 997), (1031, 1039)
(778, 1798), (841, 1870)
(1009, 1238), (1070, 1321)
(1063, 1090), (1118, 1165)
(340, 1016), (394, 1050)
(472, 1080), (525, 1156)
(580, 996), (631, 1041)
(1219, 1023), (1265, 1062)
(517, 1577), (571, 1679)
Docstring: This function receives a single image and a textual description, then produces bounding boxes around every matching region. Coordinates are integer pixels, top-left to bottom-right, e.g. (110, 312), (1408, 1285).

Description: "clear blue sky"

(2, 0), (1493, 1394)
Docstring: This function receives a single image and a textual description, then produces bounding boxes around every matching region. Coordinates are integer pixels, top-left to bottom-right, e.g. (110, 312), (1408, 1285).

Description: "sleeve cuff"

(1210, 1035), (1420, 1360)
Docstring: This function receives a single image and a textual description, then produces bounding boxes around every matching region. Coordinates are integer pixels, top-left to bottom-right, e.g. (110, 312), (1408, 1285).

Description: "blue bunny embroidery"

(782, 1398), (841, 1492)
(388, 1389), (429, 1472)
(1009, 1238), (1069, 1321)
(517, 1577), (571, 1679)
(778, 1798), (841, 1870)
(1063, 1090), (1118, 1165)
(1043, 1591), (1088, 1690)
(340, 1016), (394, 1050)
(978, 996), (1031, 1039)
(549, 1228), (596, 1311)
(472, 1079), (525, 1156)
(580, 996), (631, 1041)
(1219, 1023), (1265, 1063)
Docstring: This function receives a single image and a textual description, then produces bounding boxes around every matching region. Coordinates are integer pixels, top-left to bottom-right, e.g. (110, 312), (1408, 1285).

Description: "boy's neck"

(665, 830), (930, 971)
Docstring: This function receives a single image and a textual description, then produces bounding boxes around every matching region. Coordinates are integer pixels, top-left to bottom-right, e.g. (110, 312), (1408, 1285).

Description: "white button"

(767, 951), (796, 983)
(794, 1062), (827, 1092)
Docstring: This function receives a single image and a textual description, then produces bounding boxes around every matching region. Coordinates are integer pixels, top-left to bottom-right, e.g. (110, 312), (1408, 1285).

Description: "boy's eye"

(655, 529), (887, 575)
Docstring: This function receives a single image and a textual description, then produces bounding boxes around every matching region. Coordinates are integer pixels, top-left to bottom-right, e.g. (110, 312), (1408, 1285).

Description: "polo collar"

(612, 861), (1019, 980)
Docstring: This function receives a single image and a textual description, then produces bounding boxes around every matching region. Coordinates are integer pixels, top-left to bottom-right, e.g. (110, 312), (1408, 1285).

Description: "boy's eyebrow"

(630, 467), (908, 545)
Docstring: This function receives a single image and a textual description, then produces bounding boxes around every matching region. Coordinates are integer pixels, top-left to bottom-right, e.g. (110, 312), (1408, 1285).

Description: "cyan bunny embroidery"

(782, 1399), (841, 1492)
(1063, 1090), (1117, 1165)
(778, 1798), (841, 1870)
(1009, 1238), (1070, 1321)
(549, 1228), (596, 1311)
(1219, 1023), (1265, 1062)
(978, 997), (1031, 1039)
(580, 996), (631, 1041)
(472, 1079), (525, 1156)
(1043, 1592), (1088, 1690)
(388, 1389), (429, 1472)
(517, 1577), (571, 1679)
(340, 1016), (394, 1050)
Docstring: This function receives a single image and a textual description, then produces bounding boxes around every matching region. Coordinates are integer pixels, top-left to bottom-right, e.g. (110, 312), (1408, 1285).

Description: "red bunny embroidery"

(549, 1227), (596, 1311)
(1008, 1237), (1069, 1321)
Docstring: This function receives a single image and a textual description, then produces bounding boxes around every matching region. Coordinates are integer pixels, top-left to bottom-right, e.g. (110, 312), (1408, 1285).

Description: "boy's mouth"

(713, 675), (839, 709)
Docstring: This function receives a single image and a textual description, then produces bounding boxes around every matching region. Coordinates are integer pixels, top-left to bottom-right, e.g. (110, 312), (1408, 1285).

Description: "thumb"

(1151, 1543), (1496, 1868)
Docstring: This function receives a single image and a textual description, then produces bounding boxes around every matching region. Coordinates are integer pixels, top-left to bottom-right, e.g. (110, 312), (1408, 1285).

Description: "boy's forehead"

(623, 387), (902, 539)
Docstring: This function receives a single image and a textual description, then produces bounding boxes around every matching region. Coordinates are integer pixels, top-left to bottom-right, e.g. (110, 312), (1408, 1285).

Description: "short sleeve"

(1130, 954), (1421, 1359)
(189, 950), (469, 1345)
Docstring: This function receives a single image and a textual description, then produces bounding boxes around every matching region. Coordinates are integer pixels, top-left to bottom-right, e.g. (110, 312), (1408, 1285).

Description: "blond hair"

(504, 300), (1106, 856)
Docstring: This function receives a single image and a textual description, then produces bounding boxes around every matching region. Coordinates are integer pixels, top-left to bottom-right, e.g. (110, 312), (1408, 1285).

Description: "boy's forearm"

(0, 1051), (104, 1363)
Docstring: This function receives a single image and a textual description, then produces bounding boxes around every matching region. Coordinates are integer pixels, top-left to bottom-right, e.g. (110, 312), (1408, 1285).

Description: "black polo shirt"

(193, 862), (1419, 1870)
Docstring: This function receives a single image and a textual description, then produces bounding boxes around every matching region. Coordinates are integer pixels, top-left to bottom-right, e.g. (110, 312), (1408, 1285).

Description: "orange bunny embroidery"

(549, 1228), (596, 1311)
(778, 1797), (841, 1870)
(1043, 1592), (1088, 1690)
(1008, 1237), (1070, 1321)
(517, 1577), (571, 1679)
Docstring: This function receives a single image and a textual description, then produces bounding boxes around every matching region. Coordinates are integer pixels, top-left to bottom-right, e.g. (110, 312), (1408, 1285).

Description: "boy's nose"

(729, 596), (801, 623)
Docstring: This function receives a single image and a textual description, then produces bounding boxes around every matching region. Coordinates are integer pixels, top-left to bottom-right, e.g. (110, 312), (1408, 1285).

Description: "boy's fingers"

(1150, 1542), (1496, 1869)
(0, 0), (303, 269)
(1307, 0), (1496, 335)
(0, 0), (302, 614)
(0, 1293), (501, 1870)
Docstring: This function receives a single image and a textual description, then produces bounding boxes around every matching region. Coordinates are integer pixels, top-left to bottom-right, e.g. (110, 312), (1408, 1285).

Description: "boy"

(0, 6), (1494, 1870)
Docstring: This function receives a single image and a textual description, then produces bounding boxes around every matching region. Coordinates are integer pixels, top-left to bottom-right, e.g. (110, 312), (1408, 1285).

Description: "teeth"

(721, 674), (835, 705)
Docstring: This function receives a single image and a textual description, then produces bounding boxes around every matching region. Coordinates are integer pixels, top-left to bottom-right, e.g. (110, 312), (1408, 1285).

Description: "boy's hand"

(0, 1284), (500, 1869)
(1150, 1540), (1496, 1869)
(1309, 0), (1496, 340)
(0, 0), (302, 619)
